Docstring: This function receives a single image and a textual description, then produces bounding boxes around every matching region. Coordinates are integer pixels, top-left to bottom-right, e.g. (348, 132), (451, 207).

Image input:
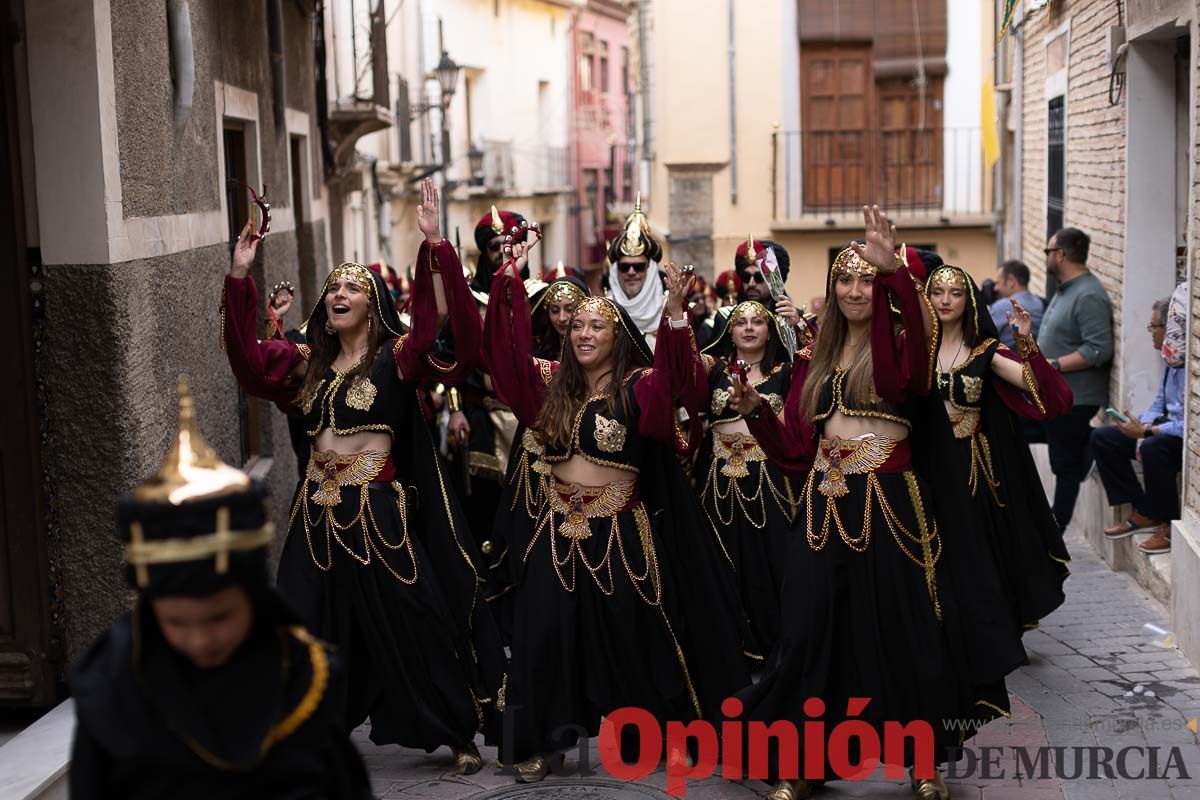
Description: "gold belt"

(712, 432), (766, 478)
(947, 407), (981, 439)
(813, 435), (901, 498)
(306, 449), (390, 507)
(546, 479), (637, 540)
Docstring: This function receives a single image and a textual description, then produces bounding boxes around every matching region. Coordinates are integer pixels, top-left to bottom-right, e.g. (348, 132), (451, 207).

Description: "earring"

(324, 319), (335, 335)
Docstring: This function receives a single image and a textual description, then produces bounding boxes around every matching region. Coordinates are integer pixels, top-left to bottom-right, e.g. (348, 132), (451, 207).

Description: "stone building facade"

(993, 0), (1199, 668)
(6, 0), (332, 701)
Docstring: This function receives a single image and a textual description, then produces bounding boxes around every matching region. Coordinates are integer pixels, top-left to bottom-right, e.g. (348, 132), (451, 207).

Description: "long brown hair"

(799, 282), (889, 420)
(298, 301), (386, 407)
(535, 321), (642, 450)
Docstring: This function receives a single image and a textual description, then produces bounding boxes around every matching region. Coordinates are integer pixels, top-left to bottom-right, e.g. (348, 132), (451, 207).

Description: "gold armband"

(446, 387), (462, 412)
(1013, 330), (1039, 360)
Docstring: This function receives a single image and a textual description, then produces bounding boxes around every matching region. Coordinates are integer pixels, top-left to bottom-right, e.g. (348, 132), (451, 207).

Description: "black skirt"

(501, 495), (700, 763)
(954, 430), (1070, 628)
(737, 468), (1009, 778)
(278, 477), (487, 752)
(701, 450), (796, 663)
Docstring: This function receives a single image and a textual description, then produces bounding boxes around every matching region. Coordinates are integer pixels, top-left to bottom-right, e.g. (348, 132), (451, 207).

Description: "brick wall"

(1020, 0), (1127, 395)
(1188, 31), (1200, 518)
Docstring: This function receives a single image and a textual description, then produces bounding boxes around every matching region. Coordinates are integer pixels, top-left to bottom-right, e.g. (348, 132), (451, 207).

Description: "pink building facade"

(570, 0), (636, 274)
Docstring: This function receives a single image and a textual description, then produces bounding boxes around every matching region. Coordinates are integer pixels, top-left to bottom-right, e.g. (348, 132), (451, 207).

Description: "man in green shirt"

(1037, 227), (1114, 533)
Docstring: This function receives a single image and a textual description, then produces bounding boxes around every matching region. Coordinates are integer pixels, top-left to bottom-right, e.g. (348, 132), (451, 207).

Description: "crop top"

(705, 359), (790, 425)
(298, 346), (414, 439)
(936, 339), (999, 412)
(810, 365), (912, 431)
(538, 373), (652, 473)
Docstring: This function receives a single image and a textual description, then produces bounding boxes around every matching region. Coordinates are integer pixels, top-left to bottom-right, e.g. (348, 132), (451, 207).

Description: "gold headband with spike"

(619, 193), (647, 257)
(490, 205), (504, 235)
(745, 235), (758, 263)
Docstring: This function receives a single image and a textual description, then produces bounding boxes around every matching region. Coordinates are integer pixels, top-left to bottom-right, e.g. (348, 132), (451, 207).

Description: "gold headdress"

(574, 296), (622, 326)
(828, 246), (877, 289)
(547, 281), (586, 306)
(125, 378), (273, 586)
(134, 378), (251, 505)
(324, 262), (376, 300)
(618, 193), (648, 257)
(928, 266), (967, 291)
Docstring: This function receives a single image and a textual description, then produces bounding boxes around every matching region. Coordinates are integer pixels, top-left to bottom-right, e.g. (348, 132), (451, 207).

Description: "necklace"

(937, 339), (964, 390)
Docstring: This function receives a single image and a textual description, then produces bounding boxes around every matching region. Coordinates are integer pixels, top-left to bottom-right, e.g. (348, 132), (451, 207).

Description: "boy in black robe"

(69, 380), (371, 799)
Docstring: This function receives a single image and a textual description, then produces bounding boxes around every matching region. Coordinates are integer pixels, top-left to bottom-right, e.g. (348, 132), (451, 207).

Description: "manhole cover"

(472, 778), (669, 799)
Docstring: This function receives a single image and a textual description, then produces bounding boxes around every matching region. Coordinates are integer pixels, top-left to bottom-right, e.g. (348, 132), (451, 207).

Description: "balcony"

(470, 141), (571, 196)
(771, 127), (989, 229)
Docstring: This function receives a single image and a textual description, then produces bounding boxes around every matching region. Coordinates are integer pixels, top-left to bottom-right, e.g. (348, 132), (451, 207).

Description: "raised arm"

(222, 220), (305, 404)
(393, 179), (482, 383)
(870, 264), (938, 403)
(990, 300), (1072, 419)
(484, 264), (554, 426)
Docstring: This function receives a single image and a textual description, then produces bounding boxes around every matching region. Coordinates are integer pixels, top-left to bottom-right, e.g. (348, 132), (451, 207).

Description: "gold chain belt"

(306, 449), (391, 507)
(546, 479), (638, 541)
(712, 432), (766, 479)
(813, 434), (901, 498)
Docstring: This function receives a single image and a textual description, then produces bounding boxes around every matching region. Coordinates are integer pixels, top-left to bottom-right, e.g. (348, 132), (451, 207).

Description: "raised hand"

(663, 262), (694, 318)
(270, 289), (294, 319)
(508, 240), (536, 280)
(774, 293), (800, 326)
(416, 178), (442, 242)
(1008, 300), (1033, 337)
(728, 374), (763, 416)
(231, 219), (260, 279)
(850, 205), (899, 273)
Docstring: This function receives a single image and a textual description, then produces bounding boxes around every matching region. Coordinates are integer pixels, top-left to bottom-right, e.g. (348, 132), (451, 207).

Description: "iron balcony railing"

(772, 127), (986, 222)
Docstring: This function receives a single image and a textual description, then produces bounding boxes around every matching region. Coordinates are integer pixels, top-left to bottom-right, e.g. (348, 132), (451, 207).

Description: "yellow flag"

(982, 71), (1000, 168)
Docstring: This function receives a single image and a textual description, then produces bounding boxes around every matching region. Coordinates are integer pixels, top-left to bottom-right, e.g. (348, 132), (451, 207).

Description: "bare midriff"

(712, 418), (752, 437)
(821, 410), (909, 444)
(313, 429), (393, 456)
(552, 455), (637, 487)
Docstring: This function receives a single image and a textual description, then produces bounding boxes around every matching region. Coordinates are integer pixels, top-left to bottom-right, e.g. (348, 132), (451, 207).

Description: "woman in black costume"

(221, 178), (503, 772)
(727, 208), (1027, 800)
(485, 242), (749, 782)
(924, 265), (1072, 629)
(682, 301), (798, 662)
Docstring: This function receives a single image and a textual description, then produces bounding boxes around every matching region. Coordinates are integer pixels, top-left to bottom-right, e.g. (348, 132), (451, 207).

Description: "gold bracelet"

(1013, 330), (1039, 360)
(447, 387), (462, 412)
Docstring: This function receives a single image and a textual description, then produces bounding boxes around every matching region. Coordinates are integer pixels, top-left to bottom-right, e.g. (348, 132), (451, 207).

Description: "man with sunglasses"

(1036, 226), (1114, 534)
(470, 205), (531, 293)
(607, 196), (668, 350)
(733, 236), (810, 342)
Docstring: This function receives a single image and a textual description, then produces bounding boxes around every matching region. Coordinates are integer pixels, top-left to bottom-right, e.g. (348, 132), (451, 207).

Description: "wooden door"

(801, 43), (874, 212)
(877, 76), (943, 209)
(0, 4), (56, 706)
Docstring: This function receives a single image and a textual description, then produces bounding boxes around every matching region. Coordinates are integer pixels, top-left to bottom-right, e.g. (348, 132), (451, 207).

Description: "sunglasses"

(488, 241), (504, 253)
(617, 261), (649, 273)
(744, 272), (767, 284)
(1043, 247), (1062, 255)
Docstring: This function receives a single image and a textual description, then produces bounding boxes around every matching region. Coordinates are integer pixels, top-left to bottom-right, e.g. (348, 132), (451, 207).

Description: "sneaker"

(1138, 526), (1172, 554)
(1105, 512), (1160, 540)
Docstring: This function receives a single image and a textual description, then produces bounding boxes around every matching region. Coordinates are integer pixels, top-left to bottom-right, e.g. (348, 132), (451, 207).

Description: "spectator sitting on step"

(991, 259), (1045, 349)
(1092, 294), (1184, 554)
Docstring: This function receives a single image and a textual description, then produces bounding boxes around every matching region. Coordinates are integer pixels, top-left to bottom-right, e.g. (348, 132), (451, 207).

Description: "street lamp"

(433, 51), (461, 106)
(429, 50), (460, 235)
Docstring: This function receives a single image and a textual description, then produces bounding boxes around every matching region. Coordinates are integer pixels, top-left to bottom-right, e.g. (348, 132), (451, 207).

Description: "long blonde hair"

(799, 282), (893, 420)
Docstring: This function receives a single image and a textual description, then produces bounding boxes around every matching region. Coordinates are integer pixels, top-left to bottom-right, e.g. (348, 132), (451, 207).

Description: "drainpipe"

(728, 0), (737, 205)
(166, 0), (194, 140)
(267, 0), (286, 130)
(1012, 3), (1024, 261)
(637, 0), (651, 197)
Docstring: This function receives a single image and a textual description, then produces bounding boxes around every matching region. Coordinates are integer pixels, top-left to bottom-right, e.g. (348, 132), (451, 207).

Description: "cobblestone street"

(356, 528), (1200, 799)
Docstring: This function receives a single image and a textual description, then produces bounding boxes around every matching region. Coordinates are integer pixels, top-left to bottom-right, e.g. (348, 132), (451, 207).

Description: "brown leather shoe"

(1105, 512), (1160, 540)
(1138, 526), (1172, 554)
